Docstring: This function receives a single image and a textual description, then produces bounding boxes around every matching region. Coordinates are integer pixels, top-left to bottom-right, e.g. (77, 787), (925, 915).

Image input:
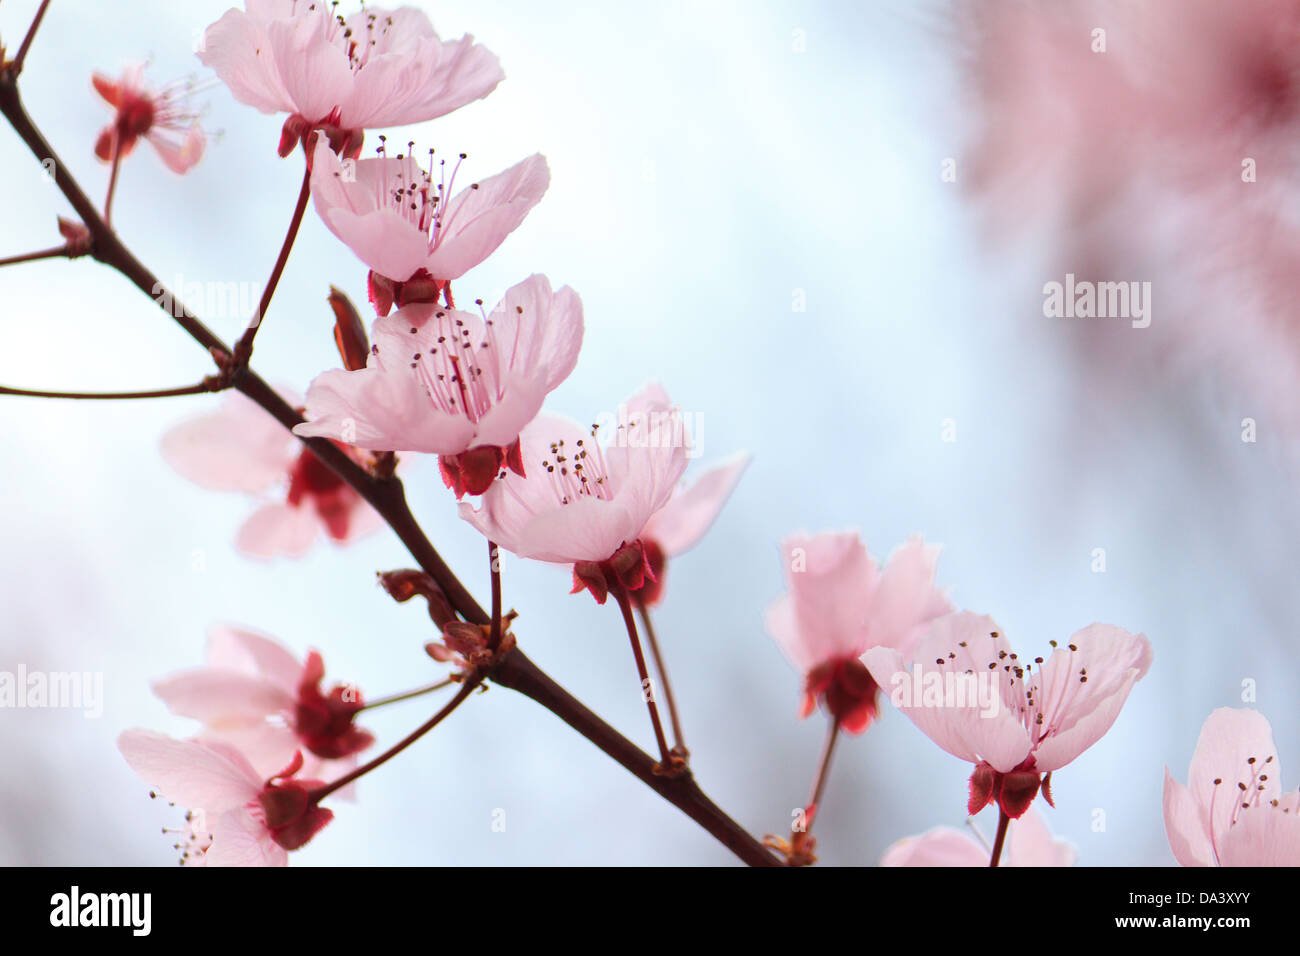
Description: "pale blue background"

(1, 0), (1296, 865)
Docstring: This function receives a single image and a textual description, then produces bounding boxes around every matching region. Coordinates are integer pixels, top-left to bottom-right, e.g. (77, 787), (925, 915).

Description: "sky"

(1, 0), (1296, 866)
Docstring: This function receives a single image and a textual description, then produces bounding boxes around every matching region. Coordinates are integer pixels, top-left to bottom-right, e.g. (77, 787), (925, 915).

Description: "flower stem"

(358, 678), (454, 711)
(231, 162), (312, 368)
(782, 715), (840, 864)
(614, 587), (673, 768)
(103, 135), (122, 228)
(488, 541), (503, 651)
(311, 675), (482, 802)
(634, 597), (686, 756)
(988, 809), (1011, 867)
(805, 716), (841, 819)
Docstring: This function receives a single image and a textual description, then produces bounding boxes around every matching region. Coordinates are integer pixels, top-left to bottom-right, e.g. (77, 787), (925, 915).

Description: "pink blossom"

(880, 807), (1076, 867)
(293, 274), (582, 497)
(1164, 707), (1300, 867)
(636, 452), (750, 606)
(199, 2), (502, 155)
(458, 384), (691, 603)
(149, 625), (373, 785)
(864, 612), (1152, 818)
(92, 66), (205, 173)
(161, 388), (382, 558)
(310, 140), (549, 296)
(764, 533), (949, 734)
(117, 730), (333, 866)
(959, 1), (1300, 438)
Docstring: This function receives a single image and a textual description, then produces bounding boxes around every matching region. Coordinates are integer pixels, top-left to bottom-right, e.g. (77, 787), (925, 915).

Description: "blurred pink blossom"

(150, 625), (373, 788)
(880, 806), (1076, 867)
(92, 65), (205, 173)
(117, 731), (332, 866)
(960, 0), (1300, 434)
(161, 388), (382, 558)
(765, 532), (949, 734)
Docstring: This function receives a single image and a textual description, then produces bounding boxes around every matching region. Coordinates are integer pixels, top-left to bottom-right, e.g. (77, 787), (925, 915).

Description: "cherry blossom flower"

(636, 453), (750, 606)
(199, 2), (503, 156)
(864, 612), (1152, 818)
(117, 730), (332, 866)
(764, 533), (950, 734)
(161, 387), (382, 558)
(149, 625), (373, 785)
(293, 274), (582, 496)
(1164, 707), (1300, 867)
(310, 140), (549, 308)
(458, 384), (691, 603)
(880, 807), (1076, 867)
(92, 65), (205, 173)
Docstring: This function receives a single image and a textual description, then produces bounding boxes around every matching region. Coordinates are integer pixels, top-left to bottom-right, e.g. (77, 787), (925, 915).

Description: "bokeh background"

(2, 0), (1297, 865)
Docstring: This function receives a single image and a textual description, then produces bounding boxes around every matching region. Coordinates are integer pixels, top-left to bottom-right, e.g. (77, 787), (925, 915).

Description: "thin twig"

(0, 243), (68, 267)
(0, 379), (220, 400)
(4, 0), (53, 77)
(358, 678), (454, 711)
(311, 676), (483, 802)
(231, 162), (312, 368)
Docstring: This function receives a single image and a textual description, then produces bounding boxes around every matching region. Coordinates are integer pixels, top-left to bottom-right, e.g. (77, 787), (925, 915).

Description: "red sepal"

(966, 758), (1043, 819)
(293, 651), (374, 760)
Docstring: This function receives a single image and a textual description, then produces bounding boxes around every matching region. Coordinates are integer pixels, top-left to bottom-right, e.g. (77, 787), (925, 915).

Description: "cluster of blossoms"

(108, 1), (754, 864)
(55, 2), (1296, 867)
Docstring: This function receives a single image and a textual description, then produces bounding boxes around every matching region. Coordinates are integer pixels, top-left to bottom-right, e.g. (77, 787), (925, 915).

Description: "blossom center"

(313, 4), (402, 74)
(117, 93), (156, 138)
(539, 425), (614, 506)
(372, 138), (478, 257)
(398, 304), (506, 424)
(287, 446), (347, 504)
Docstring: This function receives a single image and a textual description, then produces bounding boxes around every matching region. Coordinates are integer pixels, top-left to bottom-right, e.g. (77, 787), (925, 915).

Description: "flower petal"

(426, 154), (550, 279)
(879, 826), (988, 867)
(235, 502), (321, 559)
(642, 452), (750, 557)
(205, 808), (287, 867)
(1163, 768), (1215, 867)
(117, 729), (260, 811)
(161, 390), (297, 493)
